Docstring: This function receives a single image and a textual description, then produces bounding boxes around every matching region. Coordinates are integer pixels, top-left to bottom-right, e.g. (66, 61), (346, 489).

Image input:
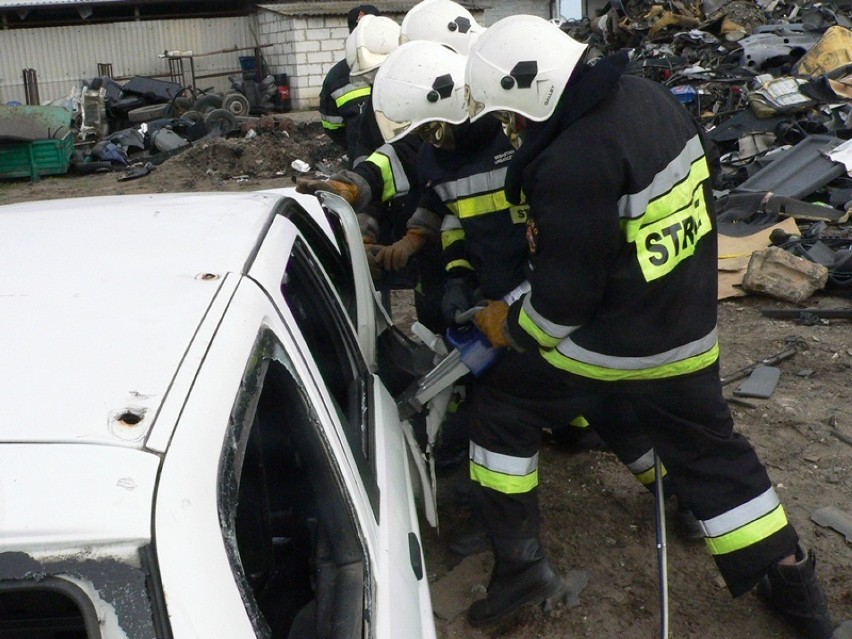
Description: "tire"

(204, 108), (238, 135)
(179, 110), (204, 125)
(222, 92), (251, 117)
(194, 94), (223, 114)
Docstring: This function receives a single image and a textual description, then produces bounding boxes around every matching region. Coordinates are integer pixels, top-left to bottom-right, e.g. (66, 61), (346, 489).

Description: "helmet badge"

(427, 74), (455, 102)
(448, 16), (472, 33)
(502, 61), (538, 90)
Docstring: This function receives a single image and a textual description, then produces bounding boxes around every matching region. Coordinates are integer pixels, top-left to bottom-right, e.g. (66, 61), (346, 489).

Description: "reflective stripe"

(440, 215), (462, 231)
(321, 114), (344, 124)
(441, 228), (465, 250)
(435, 167), (508, 200)
(332, 83), (371, 107)
(470, 463), (539, 494)
(434, 167), (513, 219)
(469, 442), (539, 495)
(542, 330), (719, 380)
(367, 144), (411, 201)
(470, 442), (538, 475)
(446, 259), (474, 271)
(518, 294), (578, 349)
(699, 487), (781, 538)
(705, 505), (788, 556)
(617, 135), (706, 222)
(626, 449), (655, 475)
(321, 120), (345, 130)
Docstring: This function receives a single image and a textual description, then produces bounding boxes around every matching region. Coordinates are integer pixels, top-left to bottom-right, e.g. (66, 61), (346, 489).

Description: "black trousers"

(468, 348), (798, 596)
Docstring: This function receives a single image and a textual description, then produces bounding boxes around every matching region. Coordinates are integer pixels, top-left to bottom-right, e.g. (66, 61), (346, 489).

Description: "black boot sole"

(468, 577), (569, 627)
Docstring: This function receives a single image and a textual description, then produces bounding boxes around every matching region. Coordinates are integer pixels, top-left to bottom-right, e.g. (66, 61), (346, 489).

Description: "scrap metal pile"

(562, 0), (852, 301)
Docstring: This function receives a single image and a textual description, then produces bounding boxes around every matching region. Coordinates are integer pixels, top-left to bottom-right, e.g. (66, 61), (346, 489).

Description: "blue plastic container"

(446, 325), (502, 376)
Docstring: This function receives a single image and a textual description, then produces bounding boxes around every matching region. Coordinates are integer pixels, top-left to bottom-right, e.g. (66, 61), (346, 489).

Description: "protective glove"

(374, 228), (430, 271)
(473, 300), (511, 349)
(441, 277), (475, 325)
(295, 169), (371, 211)
(295, 175), (361, 206)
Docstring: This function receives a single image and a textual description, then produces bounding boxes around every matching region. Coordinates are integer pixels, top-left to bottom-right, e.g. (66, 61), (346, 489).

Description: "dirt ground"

(2, 119), (850, 638)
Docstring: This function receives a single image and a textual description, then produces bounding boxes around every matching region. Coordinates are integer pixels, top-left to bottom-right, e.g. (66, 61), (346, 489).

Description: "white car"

(0, 188), (438, 639)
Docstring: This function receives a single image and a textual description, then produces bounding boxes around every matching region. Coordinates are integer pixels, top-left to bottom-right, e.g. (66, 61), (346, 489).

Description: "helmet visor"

(465, 84), (486, 119)
(374, 109), (412, 143)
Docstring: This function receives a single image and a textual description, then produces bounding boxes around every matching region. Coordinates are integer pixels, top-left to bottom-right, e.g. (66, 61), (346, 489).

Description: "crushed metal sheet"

(810, 506), (852, 543)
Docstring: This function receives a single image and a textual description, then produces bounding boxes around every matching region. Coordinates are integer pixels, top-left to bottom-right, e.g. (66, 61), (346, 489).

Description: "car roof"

(0, 191), (285, 447)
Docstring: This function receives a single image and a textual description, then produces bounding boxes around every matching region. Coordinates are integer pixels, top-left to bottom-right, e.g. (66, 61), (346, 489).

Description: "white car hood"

(0, 443), (160, 552)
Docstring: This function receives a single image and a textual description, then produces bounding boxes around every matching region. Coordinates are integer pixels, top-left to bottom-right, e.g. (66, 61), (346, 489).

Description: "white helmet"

(465, 14), (588, 122)
(346, 15), (401, 77)
(372, 40), (468, 143)
(400, 0), (485, 55)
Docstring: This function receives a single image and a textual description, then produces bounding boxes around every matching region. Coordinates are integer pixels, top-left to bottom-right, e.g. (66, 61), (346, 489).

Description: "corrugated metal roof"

(258, 1), (481, 17)
(0, 0), (128, 7)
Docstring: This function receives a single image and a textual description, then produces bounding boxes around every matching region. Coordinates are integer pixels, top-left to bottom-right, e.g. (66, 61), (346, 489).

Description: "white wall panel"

(0, 16), (261, 104)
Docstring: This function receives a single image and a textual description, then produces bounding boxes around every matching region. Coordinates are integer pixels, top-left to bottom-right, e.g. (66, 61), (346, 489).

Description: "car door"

(154, 219), (435, 638)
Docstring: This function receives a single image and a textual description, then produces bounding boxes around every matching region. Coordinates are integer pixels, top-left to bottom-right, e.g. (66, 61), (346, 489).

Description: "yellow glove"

(295, 177), (361, 207)
(374, 228), (430, 271)
(474, 300), (511, 349)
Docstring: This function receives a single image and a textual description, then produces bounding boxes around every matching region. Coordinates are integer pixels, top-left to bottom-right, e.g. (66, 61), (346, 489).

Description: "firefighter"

(318, 5), (379, 163)
(298, 1), (486, 333)
(462, 14), (850, 637)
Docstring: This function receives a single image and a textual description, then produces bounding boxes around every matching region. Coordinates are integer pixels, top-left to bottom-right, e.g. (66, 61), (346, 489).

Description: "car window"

(221, 330), (367, 639)
(276, 199), (357, 324)
(281, 239), (380, 518)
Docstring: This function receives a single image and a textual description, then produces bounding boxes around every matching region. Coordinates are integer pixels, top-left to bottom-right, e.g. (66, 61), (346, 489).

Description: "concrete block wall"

(479, 1), (553, 25)
(258, 11), (349, 110)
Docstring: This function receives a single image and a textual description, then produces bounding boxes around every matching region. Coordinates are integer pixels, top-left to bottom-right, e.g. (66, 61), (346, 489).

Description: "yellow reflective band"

(446, 259), (473, 272)
(627, 159), (713, 282)
(322, 121), (344, 130)
(635, 463), (666, 487)
(542, 342), (720, 380)
(335, 85), (371, 108)
(704, 504), (789, 555)
(470, 461), (538, 495)
(441, 228), (465, 250)
(519, 308), (562, 349)
(644, 158), (710, 225)
(369, 153), (397, 202)
(568, 415), (589, 428)
(447, 190), (511, 219)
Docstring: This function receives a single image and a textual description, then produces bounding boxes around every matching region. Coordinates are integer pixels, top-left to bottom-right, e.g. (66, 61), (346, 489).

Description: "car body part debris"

(720, 344), (797, 386)
(761, 306), (852, 321)
(116, 162), (154, 181)
(810, 507), (852, 543)
(734, 364), (781, 398)
(735, 135), (847, 199)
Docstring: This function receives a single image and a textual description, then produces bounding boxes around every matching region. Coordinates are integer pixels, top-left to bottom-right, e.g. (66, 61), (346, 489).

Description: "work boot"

(756, 546), (835, 639)
(448, 520), (489, 556)
(674, 498), (704, 541)
(468, 537), (570, 627)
